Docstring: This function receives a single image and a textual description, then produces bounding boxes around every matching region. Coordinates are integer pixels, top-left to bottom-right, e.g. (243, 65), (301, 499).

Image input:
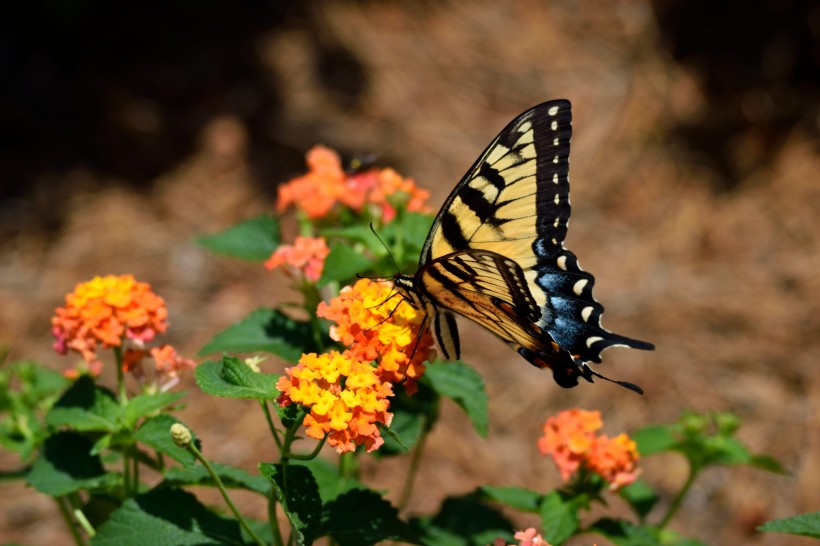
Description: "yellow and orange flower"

(537, 409), (640, 491)
(317, 278), (435, 394)
(276, 145), (430, 222)
(276, 351), (393, 453)
(52, 275), (169, 366)
(264, 236), (330, 283)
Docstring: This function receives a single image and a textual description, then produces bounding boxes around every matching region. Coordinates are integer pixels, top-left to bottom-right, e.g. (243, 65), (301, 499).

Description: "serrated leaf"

(164, 462), (269, 495)
(91, 487), (245, 546)
(291, 458), (365, 503)
(122, 391), (185, 428)
(480, 485), (542, 513)
(317, 243), (373, 287)
(413, 493), (513, 546)
(195, 357), (280, 400)
(133, 414), (196, 467)
(632, 424), (678, 456)
(323, 488), (417, 546)
(424, 361), (487, 437)
(46, 377), (120, 432)
(758, 511), (820, 539)
(197, 215), (280, 261)
(26, 432), (115, 496)
(198, 307), (317, 359)
(539, 491), (579, 545)
(260, 463), (323, 545)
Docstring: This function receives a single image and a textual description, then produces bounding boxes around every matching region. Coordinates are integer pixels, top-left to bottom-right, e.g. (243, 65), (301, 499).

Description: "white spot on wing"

(550, 120), (558, 130)
(573, 280), (588, 296)
(548, 105), (559, 116)
(553, 156), (559, 164)
(581, 306), (594, 322)
(557, 256), (567, 270)
(554, 194), (560, 205)
(586, 336), (603, 348)
(552, 173), (559, 184)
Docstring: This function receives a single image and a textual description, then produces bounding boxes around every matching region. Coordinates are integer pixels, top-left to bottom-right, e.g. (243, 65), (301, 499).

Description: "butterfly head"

(392, 274), (422, 310)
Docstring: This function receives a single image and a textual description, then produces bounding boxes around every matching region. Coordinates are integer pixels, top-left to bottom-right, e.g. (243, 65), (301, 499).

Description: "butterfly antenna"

(369, 222), (401, 273)
(581, 363), (643, 395)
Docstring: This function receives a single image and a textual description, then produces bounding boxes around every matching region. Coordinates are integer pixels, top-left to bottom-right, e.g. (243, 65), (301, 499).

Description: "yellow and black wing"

(416, 99), (653, 389)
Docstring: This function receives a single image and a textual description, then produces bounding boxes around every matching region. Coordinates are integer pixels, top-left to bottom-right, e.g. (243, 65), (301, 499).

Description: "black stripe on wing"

(535, 249), (654, 363)
(420, 99), (573, 266)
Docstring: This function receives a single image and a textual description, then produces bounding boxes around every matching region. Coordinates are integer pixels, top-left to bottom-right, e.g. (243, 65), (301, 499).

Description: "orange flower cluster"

(52, 275), (168, 365)
(317, 278), (435, 393)
(123, 345), (196, 382)
(492, 528), (551, 546)
(537, 409), (640, 491)
(276, 145), (430, 222)
(264, 236), (330, 283)
(276, 351), (393, 453)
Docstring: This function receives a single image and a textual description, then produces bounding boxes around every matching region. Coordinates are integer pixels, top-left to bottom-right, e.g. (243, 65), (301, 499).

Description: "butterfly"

(393, 99), (653, 392)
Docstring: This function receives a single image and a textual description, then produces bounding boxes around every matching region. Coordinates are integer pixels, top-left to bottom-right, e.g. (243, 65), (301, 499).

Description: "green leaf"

(133, 414), (196, 467)
(165, 462), (269, 495)
(291, 458), (365, 503)
(619, 480), (659, 520)
(317, 243), (373, 287)
(46, 377), (120, 432)
(749, 454), (787, 474)
(260, 463), (323, 545)
(323, 488), (417, 546)
(424, 361), (488, 437)
(539, 491), (579, 545)
(91, 487), (246, 545)
(198, 307), (318, 359)
(758, 511), (820, 539)
(413, 493), (513, 546)
(590, 518), (664, 546)
(480, 485), (542, 513)
(26, 432), (115, 496)
(196, 215), (280, 261)
(195, 356), (280, 400)
(632, 424), (678, 456)
(379, 383), (439, 455)
(122, 391), (185, 428)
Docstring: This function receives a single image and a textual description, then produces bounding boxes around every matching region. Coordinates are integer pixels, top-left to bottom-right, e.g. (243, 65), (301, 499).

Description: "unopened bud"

(170, 423), (192, 447)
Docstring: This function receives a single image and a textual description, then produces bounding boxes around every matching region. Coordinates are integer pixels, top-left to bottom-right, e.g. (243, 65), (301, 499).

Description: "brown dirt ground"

(1, 2), (818, 545)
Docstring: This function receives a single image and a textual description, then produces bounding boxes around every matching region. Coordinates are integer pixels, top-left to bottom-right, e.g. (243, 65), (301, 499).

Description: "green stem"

(268, 486), (284, 546)
(55, 496), (86, 546)
(398, 427), (428, 513)
(659, 464), (699, 528)
(73, 507), (95, 537)
(113, 345), (128, 404)
(288, 436), (326, 461)
(186, 441), (268, 546)
(261, 400), (283, 452)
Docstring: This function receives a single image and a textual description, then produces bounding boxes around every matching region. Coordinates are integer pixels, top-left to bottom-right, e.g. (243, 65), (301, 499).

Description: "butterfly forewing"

(421, 100), (572, 270)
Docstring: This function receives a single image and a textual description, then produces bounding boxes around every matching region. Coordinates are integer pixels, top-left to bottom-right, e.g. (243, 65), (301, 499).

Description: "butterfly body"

(396, 100), (653, 391)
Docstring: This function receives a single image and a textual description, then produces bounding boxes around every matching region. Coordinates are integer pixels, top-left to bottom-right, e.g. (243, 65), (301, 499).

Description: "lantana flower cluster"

(492, 528), (552, 546)
(317, 278), (435, 394)
(537, 409), (640, 491)
(52, 275), (193, 385)
(276, 351), (394, 453)
(264, 236), (330, 283)
(278, 279), (435, 453)
(276, 145), (430, 222)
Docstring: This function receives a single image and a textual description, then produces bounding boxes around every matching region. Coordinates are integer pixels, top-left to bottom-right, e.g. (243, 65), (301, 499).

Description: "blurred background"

(1, 1), (818, 544)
